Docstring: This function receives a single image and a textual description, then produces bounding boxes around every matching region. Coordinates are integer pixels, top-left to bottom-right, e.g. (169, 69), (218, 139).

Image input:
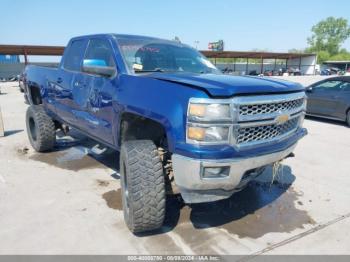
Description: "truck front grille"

(232, 92), (306, 148)
(237, 116), (300, 144)
(239, 98), (304, 116)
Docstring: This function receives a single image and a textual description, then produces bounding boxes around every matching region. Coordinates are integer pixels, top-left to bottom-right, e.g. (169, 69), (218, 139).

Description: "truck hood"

(146, 73), (304, 97)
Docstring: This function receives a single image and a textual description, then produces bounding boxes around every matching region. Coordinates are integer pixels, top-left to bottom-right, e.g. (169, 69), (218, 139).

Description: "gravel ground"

(0, 79), (349, 255)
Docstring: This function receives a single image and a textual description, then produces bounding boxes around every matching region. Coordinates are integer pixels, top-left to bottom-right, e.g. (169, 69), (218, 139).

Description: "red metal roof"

(0, 45), (315, 60)
(0, 45), (64, 56)
(200, 50), (315, 59)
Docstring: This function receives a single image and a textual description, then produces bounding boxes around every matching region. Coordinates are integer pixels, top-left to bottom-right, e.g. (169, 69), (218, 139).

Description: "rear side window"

(84, 39), (116, 68)
(63, 40), (87, 71)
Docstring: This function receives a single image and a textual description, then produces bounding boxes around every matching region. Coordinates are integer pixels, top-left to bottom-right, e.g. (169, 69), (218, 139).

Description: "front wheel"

(347, 110), (350, 127)
(120, 140), (166, 233)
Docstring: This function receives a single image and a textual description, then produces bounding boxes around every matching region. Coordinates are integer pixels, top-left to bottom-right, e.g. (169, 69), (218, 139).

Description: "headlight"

(187, 125), (230, 143)
(187, 124), (230, 143)
(186, 98), (233, 144)
(188, 103), (231, 121)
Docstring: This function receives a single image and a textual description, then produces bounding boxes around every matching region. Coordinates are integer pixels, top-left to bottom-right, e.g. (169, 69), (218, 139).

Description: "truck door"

(307, 80), (343, 118)
(54, 39), (88, 125)
(78, 38), (118, 145)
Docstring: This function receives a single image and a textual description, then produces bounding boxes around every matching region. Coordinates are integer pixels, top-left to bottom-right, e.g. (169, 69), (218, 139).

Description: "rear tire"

(26, 105), (56, 152)
(120, 140), (166, 233)
(347, 111), (350, 127)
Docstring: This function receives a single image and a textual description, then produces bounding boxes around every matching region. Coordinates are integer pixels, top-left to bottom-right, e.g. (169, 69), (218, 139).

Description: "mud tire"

(26, 105), (56, 152)
(120, 140), (166, 233)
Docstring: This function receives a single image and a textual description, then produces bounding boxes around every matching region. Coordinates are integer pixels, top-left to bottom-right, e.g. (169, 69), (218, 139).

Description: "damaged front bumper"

(172, 128), (307, 203)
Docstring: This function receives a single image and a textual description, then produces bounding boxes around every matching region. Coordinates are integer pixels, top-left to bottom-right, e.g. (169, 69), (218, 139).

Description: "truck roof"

(70, 33), (167, 42)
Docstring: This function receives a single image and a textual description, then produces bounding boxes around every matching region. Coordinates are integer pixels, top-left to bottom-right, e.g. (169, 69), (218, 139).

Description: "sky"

(1, 0), (350, 61)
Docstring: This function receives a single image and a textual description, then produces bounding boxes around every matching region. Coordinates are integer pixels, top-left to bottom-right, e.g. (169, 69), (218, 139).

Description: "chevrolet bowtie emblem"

(275, 114), (290, 125)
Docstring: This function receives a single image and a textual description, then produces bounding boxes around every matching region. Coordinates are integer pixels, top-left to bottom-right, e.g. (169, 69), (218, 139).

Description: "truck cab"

(24, 34), (307, 233)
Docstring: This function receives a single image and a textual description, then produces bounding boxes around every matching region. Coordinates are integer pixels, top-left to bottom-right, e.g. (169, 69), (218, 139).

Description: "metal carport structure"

(0, 44), (317, 74)
(200, 50), (317, 75)
(0, 45), (64, 64)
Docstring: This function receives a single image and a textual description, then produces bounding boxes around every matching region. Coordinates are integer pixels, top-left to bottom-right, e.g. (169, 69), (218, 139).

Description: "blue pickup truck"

(24, 34), (307, 233)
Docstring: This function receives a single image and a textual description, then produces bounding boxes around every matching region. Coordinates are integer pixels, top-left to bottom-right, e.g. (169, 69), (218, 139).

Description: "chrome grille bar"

(232, 92), (306, 148)
(232, 92), (306, 122)
(236, 114), (301, 145)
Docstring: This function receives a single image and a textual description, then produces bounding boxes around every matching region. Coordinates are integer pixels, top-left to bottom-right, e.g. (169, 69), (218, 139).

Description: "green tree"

(329, 51), (350, 61)
(316, 50), (331, 64)
(307, 17), (350, 56)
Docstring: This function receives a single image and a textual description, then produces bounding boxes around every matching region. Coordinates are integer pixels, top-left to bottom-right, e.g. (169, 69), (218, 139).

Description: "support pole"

(260, 56), (264, 74)
(24, 49), (28, 65)
(314, 54), (318, 75)
(246, 58), (249, 75)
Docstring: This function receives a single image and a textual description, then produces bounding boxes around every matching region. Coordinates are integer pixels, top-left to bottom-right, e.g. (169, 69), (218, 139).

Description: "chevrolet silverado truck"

(24, 34), (307, 233)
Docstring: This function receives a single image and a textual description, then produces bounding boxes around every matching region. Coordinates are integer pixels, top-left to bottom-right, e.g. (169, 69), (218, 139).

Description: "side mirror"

(82, 59), (116, 77)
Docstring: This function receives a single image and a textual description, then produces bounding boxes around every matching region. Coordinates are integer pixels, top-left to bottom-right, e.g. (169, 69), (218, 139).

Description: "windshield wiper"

(134, 68), (167, 73)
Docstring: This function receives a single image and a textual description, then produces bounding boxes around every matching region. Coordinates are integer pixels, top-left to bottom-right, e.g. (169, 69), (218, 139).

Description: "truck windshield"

(115, 36), (221, 75)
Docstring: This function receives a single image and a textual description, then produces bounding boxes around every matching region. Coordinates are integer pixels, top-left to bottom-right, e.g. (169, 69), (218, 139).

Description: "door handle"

(57, 77), (63, 84)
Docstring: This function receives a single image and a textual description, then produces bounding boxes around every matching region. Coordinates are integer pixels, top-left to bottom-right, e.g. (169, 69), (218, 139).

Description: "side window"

(314, 80), (343, 91)
(340, 82), (350, 91)
(63, 40), (86, 71)
(84, 39), (116, 68)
